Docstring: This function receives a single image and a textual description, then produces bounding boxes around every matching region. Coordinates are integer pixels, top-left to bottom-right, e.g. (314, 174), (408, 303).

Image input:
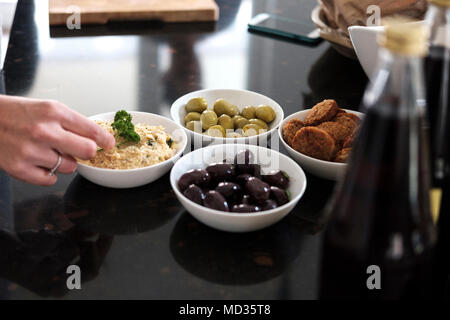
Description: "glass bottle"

(434, 186), (450, 297)
(319, 20), (436, 300)
(425, 0), (450, 186)
(425, 0), (450, 298)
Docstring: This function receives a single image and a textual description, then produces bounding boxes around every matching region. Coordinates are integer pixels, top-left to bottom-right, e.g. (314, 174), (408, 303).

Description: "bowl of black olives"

(170, 144), (307, 232)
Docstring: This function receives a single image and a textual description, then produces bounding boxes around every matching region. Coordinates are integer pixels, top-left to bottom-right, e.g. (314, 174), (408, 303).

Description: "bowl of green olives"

(170, 144), (307, 232)
(170, 89), (284, 146)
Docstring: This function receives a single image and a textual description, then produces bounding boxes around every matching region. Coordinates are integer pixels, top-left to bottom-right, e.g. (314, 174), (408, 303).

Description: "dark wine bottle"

(433, 186), (450, 297)
(319, 20), (436, 300)
(424, 0), (450, 299)
(425, 1), (450, 187)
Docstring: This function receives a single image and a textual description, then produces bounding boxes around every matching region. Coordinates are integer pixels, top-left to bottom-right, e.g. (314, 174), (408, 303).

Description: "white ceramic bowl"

(170, 144), (307, 233)
(348, 21), (425, 77)
(77, 111), (188, 189)
(279, 109), (363, 181)
(170, 89), (284, 147)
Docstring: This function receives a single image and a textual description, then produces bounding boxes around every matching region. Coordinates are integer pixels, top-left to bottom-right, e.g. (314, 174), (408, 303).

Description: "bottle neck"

(426, 3), (450, 48)
(364, 48), (426, 116)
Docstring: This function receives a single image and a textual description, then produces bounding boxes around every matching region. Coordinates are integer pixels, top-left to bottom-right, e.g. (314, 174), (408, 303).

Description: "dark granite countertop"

(0, 0), (367, 299)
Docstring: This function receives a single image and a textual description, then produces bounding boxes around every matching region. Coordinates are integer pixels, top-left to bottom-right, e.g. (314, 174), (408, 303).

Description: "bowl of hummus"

(77, 111), (187, 188)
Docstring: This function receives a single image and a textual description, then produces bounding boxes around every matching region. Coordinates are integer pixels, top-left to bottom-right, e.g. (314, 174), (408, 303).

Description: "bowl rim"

(77, 111), (188, 173)
(278, 108), (364, 167)
(170, 143), (307, 217)
(170, 88), (284, 142)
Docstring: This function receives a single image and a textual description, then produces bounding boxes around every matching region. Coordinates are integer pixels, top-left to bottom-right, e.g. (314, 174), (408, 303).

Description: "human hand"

(0, 95), (115, 186)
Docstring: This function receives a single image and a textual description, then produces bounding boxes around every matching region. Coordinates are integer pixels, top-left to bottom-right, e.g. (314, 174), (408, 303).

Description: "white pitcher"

(348, 20), (426, 78)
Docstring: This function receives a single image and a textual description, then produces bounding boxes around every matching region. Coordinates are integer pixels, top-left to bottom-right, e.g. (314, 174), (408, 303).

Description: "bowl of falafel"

(279, 99), (363, 180)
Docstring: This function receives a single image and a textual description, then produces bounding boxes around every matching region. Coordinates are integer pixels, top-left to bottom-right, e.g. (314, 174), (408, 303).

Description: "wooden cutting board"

(49, 0), (219, 26)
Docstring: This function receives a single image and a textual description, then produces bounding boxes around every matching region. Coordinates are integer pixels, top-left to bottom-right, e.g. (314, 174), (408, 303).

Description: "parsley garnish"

(111, 110), (140, 143)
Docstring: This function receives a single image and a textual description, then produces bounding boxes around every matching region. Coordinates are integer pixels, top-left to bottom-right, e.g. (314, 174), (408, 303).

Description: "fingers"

(29, 166), (59, 186)
(9, 165), (58, 186)
(56, 154), (78, 174)
(27, 100), (114, 159)
(8, 147), (77, 186)
(49, 130), (99, 160)
(26, 115), (99, 161)
(58, 106), (115, 150)
(33, 148), (78, 174)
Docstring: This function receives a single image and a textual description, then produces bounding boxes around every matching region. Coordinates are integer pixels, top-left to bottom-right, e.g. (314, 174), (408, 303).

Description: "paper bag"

(319, 0), (428, 36)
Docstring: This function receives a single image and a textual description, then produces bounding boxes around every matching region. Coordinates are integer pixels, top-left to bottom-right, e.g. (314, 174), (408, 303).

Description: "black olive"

(231, 204), (261, 213)
(241, 195), (251, 205)
(183, 184), (204, 205)
(261, 199), (278, 211)
(245, 177), (270, 203)
(203, 191), (229, 212)
(234, 149), (255, 173)
(236, 173), (252, 187)
(206, 163), (236, 183)
(270, 186), (289, 206)
(251, 164), (262, 179)
(215, 182), (242, 203)
(262, 170), (290, 189)
(178, 169), (211, 191)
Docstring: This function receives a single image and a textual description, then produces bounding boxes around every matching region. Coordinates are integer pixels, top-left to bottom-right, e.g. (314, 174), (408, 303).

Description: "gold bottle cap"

(429, 0), (450, 7)
(378, 17), (428, 56)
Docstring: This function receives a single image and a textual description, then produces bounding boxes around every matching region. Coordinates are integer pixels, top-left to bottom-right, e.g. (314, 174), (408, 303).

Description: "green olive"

(218, 114), (234, 130)
(213, 99), (239, 117)
(233, 116), (250, 129)
(186, 121), (202, 132)
(200, 110), (218, 130)
(249, 118), (269, 130)
(242, 124), (262, 137)
(186, 97), (208, 113)
(241, 106), (256, 119)
(184, 112), (201, 124)
(235, 128), (244, 136)
(227, 105), (239, 117)
(226, 132), (243, 138)
(255, 105), (276, 123)
(206, 125), (226, 137)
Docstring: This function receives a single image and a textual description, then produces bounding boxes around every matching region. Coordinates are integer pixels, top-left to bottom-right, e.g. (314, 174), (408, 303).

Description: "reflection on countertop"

(64, 174), (182, 235)
(170, 213), (304, 286)
(1, 192), (113, 298)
